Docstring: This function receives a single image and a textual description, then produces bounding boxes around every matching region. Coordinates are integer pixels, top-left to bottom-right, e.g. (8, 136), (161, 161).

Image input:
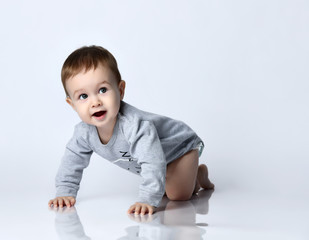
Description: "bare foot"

(197, 164), (214, 189)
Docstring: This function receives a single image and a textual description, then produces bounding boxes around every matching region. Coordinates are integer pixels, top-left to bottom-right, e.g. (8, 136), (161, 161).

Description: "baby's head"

(61, 45), (122, 97)
(61, 46), (126, 130)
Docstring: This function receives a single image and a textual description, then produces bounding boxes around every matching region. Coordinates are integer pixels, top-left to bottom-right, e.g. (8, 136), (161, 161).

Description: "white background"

(0, 0), (308, 235)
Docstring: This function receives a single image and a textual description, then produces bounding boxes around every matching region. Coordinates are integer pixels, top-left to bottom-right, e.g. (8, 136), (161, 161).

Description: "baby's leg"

(165, 149), (199, 201)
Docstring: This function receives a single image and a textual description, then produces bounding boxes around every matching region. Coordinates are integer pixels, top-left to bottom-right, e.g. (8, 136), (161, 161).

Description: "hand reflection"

(127, 211), (157, 223)
(49, 206), (91, 240)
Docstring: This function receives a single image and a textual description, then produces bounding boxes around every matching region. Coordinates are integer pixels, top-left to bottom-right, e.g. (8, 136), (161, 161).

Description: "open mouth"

(92, 111), (106, 119)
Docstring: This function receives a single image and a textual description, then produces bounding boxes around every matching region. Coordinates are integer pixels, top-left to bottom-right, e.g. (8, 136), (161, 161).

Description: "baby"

(48, 45), (214, 215)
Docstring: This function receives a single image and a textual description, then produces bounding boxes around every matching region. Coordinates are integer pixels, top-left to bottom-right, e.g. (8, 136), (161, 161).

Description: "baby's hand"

(48, 196), (76, 208)
(127, 202), (155, 216)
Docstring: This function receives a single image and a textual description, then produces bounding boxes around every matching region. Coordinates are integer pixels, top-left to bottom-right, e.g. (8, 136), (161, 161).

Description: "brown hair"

(61, 45), (122, 96)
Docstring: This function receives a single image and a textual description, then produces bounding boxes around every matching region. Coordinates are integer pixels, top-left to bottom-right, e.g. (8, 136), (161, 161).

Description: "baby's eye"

(79, 94), (88, 100)
(99, 87), (107, 94)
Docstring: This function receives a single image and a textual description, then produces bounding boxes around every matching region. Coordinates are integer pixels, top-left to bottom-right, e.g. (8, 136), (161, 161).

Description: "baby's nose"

(91, 98), (102, 108)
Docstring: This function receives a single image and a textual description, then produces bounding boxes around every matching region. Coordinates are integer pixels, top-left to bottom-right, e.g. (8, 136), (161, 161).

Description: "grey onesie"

(55, 101), (204, 207)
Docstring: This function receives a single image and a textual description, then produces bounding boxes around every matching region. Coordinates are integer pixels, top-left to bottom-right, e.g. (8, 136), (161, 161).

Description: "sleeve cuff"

(56, 186), (78, 198)
(137, 190), (164, 207)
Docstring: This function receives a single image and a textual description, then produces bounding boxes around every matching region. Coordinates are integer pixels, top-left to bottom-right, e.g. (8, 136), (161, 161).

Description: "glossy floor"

(1, 188), (308, 240)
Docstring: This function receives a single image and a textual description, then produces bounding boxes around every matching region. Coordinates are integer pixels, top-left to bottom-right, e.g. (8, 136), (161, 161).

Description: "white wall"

(0, 0), (308, 201)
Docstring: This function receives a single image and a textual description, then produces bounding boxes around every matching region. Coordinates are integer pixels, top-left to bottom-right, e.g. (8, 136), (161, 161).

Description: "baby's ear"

(119, 80), (126, 100)
(66, 97), (76, 110)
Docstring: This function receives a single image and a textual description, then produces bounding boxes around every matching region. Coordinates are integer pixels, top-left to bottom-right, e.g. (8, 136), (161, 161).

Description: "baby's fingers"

(127, 205), (136, 214)
(58, 198), (64, 208)
(134, 205), (141, 215)
(63, 198), (71, 208)
(148, 206), (154, 215)
(70, 198), (76, 206)
(142, 206), (154, 215)
(53, 199), (59, 208)
(140, 206), (147, 216)
(48, 199), (53, 207)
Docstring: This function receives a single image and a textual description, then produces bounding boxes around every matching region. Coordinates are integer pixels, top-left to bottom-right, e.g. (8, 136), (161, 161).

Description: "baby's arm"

(127, 202), (155, 215)
(50, 124), (93, 208)
(124, 120), (166, 214)
(48, 196), (76, 208)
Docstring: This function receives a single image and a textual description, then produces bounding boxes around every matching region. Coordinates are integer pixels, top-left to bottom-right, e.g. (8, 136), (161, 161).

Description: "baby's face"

(65, 64), (125, 130)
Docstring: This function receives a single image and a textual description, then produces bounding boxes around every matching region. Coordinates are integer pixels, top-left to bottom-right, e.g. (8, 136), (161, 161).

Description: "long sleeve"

(55, 125), (93, 198)
(124, 120), (166, 207)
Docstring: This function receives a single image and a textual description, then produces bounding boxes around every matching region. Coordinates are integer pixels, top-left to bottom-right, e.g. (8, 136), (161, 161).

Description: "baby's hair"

(61, 45), (122, 97)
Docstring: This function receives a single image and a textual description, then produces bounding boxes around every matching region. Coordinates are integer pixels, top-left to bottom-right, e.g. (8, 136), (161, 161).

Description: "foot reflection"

(49, 206), (91, 240)
(120, 189), (214, 240)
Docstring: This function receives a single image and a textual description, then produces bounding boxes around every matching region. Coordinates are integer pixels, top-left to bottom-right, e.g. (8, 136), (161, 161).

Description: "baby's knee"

(166, 190), (192, 201)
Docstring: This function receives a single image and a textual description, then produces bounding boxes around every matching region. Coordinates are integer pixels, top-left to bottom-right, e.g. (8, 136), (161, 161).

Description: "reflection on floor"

(51, 190), (214, 240)
(2, 187), (307, 239)
(45, 187), (309, 240)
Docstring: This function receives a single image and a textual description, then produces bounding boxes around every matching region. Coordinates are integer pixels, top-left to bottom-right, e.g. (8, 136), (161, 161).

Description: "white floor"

(1, 187), (308, 240)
